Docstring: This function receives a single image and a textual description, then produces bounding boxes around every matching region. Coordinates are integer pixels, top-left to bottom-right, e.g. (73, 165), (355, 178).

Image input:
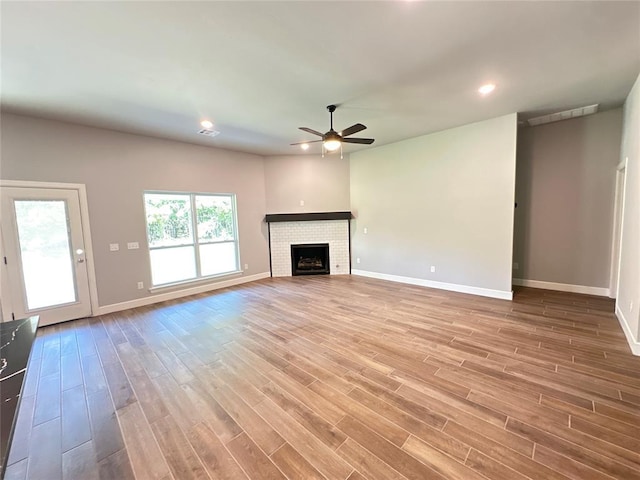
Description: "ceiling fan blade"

(299, 127), (324, 137)
(290, 140), (322, 146)
(340, 123), (366, 137)
(343, 137), (375, 145)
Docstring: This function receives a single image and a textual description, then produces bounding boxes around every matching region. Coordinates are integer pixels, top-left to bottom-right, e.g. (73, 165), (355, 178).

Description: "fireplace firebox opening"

(291, 243), (330, 276)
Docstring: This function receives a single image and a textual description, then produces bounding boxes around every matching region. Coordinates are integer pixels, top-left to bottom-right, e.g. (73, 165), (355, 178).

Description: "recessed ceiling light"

(300, 143), (310, 151)
(200, 119), (214, 129)
(478, 83), (496, 95)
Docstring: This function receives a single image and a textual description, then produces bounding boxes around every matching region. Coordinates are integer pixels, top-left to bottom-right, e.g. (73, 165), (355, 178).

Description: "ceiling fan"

(291, 105), (374, 155)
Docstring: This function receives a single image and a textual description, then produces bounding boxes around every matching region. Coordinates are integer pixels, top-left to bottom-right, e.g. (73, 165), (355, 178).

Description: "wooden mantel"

(264, 211), (353, 223)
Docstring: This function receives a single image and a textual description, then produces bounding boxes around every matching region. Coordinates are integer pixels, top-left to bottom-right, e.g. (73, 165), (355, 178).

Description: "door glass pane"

(200, 242), (237, 276)
(149, 246), (196, 285)
(14, 200), (77, 310)
(144, 193), (193, 247)
(196, 195), (234, 242)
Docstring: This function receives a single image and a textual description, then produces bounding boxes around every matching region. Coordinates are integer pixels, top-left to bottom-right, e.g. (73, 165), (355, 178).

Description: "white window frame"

(143, 191), (240, 288)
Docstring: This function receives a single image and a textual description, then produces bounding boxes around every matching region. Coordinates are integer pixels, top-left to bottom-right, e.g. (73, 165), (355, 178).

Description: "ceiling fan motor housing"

(324, 130), (341, 141)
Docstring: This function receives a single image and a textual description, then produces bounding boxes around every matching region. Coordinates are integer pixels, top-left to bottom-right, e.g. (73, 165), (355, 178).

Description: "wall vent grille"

(527, 104), (599, 127)
(198, 129), (220, 137)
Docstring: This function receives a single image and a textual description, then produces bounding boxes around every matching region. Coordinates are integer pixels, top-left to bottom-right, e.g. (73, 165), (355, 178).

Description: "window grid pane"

(199, 243), (238, 277)
(149, 246), (197, 286)
(145, 193), (193, 248)
(195, 195), (235, 242)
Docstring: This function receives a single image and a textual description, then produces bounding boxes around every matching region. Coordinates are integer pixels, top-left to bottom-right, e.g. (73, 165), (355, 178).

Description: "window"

(143, 192), (239, 286)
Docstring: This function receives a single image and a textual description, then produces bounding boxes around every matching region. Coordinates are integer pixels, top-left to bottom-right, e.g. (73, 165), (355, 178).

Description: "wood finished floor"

(4, 275), (640, 480)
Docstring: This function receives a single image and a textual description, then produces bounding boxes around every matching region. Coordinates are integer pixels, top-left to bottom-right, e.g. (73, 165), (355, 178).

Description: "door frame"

(0, 226), (13, 321)
(609, 159), (627, 299)
(0, 180), (99, 320)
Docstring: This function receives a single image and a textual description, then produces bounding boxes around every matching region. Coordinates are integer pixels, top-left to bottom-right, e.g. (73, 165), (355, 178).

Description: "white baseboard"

(615, 305), (640, 356)
(95, 272), (270, 316)
(512, 278), (610, 297)
(351, 269), (513, 300)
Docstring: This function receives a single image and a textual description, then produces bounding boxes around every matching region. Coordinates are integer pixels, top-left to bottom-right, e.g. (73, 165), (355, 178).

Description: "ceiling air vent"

(198, 129), (220, 137)
(527, 104), (599, 127)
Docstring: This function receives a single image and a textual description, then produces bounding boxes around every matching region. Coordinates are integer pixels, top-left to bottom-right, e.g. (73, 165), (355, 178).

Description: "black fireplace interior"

(291, 243), (330, 276)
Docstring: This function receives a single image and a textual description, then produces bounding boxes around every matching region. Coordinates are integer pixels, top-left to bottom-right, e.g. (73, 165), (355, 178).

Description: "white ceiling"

(2, 1), (639, 156)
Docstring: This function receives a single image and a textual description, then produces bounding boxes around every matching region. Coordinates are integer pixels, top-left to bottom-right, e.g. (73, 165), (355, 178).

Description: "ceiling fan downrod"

(327, 105), (336, 131)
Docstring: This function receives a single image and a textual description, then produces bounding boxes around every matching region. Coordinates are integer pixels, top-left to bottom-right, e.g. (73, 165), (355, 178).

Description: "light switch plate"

(109, 243), (119, 251)
(127, 242), (139, 250)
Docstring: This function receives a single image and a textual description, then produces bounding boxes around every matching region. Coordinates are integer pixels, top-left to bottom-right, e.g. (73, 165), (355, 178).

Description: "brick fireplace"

(265, 212), (351, 277)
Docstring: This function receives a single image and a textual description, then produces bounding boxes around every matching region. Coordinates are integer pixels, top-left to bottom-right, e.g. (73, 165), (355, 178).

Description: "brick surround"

(269, 220), (350, 277)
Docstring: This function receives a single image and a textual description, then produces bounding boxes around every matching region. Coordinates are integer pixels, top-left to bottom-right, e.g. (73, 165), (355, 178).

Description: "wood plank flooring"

(4, 276), (639, 480)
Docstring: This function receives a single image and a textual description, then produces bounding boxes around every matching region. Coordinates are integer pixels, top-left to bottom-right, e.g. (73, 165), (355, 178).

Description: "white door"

(1, 187), (92, 325)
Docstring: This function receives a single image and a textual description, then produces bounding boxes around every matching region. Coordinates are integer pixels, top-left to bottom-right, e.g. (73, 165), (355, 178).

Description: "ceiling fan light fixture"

(323, 131), (342, 151)
(323, 139), (341, 151)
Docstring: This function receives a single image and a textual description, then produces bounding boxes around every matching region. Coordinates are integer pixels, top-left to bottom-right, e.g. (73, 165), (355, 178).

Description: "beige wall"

(0, 113), (270, 307)
(617, 73), (640, 348)
(264, 154), (350, 213)
(513, 109), (623, 289)
(350, 113), (518, 297)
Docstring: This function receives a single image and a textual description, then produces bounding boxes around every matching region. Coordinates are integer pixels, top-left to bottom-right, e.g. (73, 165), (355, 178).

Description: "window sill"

(148, 270), (243, 293)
